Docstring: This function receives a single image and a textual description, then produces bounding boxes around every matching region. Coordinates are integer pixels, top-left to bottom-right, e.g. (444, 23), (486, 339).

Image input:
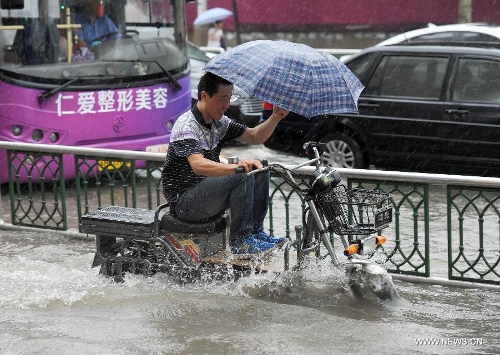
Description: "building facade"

(187, 0), (500, 48)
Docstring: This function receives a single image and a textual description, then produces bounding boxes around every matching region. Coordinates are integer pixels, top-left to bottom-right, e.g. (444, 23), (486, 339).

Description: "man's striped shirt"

(161, 106), (246, 203)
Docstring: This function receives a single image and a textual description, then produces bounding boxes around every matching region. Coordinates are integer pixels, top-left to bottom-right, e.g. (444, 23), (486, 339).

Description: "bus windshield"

(0, 0), (189, 87)
(0, 0), (192, 184)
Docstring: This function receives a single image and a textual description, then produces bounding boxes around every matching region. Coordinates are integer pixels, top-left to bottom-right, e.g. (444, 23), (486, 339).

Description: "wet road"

(0, 228), (499, 355)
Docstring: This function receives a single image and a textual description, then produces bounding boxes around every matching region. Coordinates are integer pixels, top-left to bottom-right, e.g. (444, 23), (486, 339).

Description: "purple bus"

(0, 0), (193, 183)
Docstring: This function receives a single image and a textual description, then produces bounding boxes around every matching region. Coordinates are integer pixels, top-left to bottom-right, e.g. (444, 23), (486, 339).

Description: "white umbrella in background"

(194, 7), (233, 26)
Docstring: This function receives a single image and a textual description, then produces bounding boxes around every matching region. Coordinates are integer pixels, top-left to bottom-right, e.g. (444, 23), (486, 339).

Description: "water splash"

(345, 260), (399, 301)
(0, 229), (397, 311)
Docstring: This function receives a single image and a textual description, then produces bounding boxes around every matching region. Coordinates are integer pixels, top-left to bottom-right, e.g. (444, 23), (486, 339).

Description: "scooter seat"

(160, 212), (228, 234)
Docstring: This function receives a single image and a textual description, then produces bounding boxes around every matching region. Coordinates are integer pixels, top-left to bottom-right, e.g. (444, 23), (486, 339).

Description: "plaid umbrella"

(203, 40), (364, 118)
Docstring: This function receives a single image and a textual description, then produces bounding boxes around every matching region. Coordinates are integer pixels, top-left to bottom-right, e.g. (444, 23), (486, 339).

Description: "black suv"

(263, 44), (500, 176)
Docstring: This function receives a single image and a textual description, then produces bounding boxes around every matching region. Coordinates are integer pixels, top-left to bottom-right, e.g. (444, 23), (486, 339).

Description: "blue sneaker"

(231, 235), (276, 255)
(253, 226), (285, 245)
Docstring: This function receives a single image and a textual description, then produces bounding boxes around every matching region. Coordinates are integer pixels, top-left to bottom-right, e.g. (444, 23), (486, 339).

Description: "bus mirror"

(1, 0), (24, 10)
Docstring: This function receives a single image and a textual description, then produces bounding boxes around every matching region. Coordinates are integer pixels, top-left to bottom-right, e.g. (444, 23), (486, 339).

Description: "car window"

(453, 58), (500, 103)
(414, 32), (457, 42)
(457, 32), (500, 43)
(408, 31), (500, 44)
(188, 44), (211, 63)
(190, 58), (208, 69)
(344, 52), (378, 79)
(364, 55), (448, 99)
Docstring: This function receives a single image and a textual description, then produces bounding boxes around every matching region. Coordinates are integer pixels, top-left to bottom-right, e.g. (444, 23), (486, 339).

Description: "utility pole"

(197, 0), (207, 18)
(458, 0), (472, 23)
(193, 0), (208, 46)
(231, 0), (241, 45)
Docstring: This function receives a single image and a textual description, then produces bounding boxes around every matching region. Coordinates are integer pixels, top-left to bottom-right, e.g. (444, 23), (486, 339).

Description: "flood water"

(0, 145), (499, 354)
(0, 229), (498, 355)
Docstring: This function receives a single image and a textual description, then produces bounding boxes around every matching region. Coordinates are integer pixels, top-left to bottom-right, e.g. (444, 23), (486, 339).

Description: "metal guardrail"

(318, 48), (361, 56)
(1, 142), (499, 286)
(199, 46), (360, 59)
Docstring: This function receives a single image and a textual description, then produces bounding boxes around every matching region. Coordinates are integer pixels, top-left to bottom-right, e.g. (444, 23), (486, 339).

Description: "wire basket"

(316, 184), (393, 236)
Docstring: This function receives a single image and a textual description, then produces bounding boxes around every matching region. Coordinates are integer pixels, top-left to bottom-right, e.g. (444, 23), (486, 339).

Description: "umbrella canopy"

(203, 40), (364, 118)
(194, 7), (233, 26)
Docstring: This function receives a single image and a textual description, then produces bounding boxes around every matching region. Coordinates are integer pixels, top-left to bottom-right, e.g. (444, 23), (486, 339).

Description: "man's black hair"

(197, 72), (232, 101)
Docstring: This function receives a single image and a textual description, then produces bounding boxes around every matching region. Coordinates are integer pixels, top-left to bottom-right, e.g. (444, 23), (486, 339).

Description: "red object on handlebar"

(262, 102), (274, 110)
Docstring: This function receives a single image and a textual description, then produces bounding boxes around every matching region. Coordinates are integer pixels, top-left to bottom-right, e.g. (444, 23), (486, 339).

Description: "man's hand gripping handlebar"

(234, 159), (269, 174)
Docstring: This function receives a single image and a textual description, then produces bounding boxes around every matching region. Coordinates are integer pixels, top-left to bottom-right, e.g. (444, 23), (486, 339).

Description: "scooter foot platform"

(201, 245), (294, 274)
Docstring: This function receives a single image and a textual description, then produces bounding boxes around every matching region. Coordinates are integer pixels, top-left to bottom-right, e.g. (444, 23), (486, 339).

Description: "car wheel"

(319, 133), (364, 168)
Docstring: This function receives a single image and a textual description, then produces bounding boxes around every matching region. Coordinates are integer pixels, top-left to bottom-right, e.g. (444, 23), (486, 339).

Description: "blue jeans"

(174, 170), (270, 247)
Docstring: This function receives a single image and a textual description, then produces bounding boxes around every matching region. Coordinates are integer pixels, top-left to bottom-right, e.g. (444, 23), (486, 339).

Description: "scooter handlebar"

(234, 159), (268, 174)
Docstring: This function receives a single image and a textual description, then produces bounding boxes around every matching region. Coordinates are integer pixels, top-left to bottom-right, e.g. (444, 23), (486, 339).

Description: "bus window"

(0, 0), (192, 183)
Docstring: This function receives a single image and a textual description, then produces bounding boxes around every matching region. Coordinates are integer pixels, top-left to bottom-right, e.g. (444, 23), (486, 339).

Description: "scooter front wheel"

(344, 259), (398, 301)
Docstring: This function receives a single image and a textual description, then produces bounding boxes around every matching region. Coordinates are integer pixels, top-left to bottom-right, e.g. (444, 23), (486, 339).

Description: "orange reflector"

(344, 244), (359, 256)
(375, 235), (387, 246)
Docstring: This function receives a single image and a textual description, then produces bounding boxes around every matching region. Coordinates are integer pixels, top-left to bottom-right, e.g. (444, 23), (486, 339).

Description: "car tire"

(319, 133), (365, 169)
